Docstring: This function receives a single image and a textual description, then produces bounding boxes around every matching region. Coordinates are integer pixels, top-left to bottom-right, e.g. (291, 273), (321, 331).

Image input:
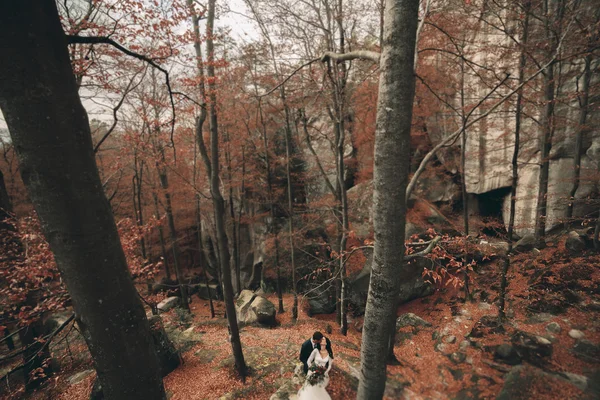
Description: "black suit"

(299, 337), (334, 374)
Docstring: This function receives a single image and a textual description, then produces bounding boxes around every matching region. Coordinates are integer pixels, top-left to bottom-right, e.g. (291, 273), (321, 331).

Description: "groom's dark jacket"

(299, 338), (333, 373)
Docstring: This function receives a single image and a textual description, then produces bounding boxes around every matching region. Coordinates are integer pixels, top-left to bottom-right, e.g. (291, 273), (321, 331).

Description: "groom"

(299, 331), (334, 374)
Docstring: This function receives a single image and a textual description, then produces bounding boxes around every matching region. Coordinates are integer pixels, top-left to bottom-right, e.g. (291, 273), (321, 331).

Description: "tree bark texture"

(357, 0), (419, 398)
(0, 2), (165, 399)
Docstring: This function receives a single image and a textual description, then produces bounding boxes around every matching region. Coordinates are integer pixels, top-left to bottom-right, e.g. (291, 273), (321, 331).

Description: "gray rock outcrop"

(235, 290), (276, 326)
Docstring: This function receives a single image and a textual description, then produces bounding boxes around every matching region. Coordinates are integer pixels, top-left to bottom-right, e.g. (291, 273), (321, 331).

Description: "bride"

(297, 346), (333, 400)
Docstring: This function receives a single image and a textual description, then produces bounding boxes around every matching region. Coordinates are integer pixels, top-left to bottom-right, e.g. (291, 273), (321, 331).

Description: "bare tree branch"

(93, 68), (146, 153)
(320, 50), (381, 64)
(66, 35), (177, 154)
(404, 236), (442, 260)
(257, 57), (321, 98)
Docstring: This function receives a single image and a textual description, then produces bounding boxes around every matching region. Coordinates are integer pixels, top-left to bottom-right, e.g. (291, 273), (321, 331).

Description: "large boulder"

(396, 313), (432, 330)
(497, 365), (592, 400)
(510, 330), (552, 366)
(513, 234), (537, 253)
(43, 311), (73, 333)
(565, 231), (587, 254)
(150, 277), (177, 294)
(157, 296), (179, 313)
(251, 296), (277, 325)
(405, 222), (424, 239)
(195, 282), (221, 300)
(307, 286), (336, 316)
(415, 173), (460, 203)
(408, 198), (451, 226)
(235, 290), (276, 326)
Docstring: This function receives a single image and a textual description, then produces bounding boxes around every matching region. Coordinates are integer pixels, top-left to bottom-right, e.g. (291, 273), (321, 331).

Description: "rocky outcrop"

(497, 365), (594, 400)
(307, 286), (336, 315)
(419, 23), (600, 237)
(513, 234), (537, 253)
(157, 296), (179, 313)
(565, 231), (587, 254)
(235, 290), (277, 326)
(396, 313), (432, 330)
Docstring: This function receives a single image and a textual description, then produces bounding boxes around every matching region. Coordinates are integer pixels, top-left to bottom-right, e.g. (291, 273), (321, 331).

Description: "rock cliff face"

(425, 16), (600, 236)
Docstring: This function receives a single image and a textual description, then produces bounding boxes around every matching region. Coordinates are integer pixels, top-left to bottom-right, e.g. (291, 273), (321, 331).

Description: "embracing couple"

(297, 331), (334, 400)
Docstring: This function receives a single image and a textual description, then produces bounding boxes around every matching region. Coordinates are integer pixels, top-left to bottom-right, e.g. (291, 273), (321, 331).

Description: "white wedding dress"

(297, 348), (332, 400)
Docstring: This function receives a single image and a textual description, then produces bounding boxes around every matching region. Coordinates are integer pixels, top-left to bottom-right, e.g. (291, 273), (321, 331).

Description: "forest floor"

(5, 234), (600, 400)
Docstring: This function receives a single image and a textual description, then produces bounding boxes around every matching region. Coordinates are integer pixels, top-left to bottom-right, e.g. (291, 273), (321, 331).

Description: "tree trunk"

(236, 148), (246, 292)
(499, 4), (529, 321)
(534, 62), (554, 241)
(0, 2), (165, 398)
(336, 121), (349, 335)
(357, 0), (419, 398)
(196, 195), (215, 318)
(535, 0), (563, 241)
(595, 210), (600, 250)
(225, 136), (241, 294)
(258, 104), (284, 312)
(153, 192), (173, 280)
(0, 168), (12, 222)
(0, 168), (14, 236)
(332, 0), (350, 336)
(196, 0), (247, 377)
(283, 106), (299, 322)
(566, 54), (592, 224)
(159, 175), (188, 313)
(459, 59), (470, 301)
(132, 153), (147, 259)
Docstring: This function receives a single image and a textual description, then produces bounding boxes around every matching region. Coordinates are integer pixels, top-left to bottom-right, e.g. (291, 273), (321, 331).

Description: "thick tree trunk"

(0, 2), (165, 399)
(1, 170), (18, 354)
(0, 168), (13, 233)
(0, 168), (12, 220)
(357, 0), (419, 398)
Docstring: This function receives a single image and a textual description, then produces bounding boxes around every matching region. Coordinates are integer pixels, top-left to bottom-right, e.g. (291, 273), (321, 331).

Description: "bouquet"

(307, 363), (327, 386)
